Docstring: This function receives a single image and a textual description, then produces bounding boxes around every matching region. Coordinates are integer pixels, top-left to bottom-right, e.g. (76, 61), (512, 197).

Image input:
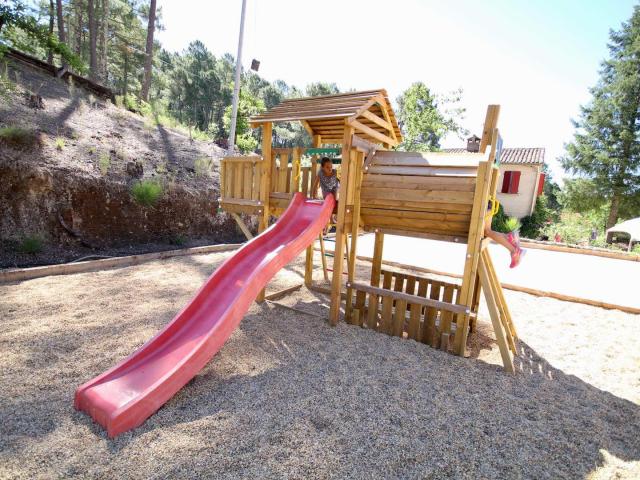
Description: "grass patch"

(54, 137), (65, 150)
(194, 157), (214, 177)
(170, 234), (187, 246)
(0, 126), (40, 150)
(18, 235), (44, 254)
(99, 152), (111, 175)
(131, 180), (163, 207)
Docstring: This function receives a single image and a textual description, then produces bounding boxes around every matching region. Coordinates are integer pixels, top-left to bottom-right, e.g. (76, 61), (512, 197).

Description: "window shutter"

(510, 171), (521, 194)
(501, 171), (512, 193)
(537, 172), (546, 196)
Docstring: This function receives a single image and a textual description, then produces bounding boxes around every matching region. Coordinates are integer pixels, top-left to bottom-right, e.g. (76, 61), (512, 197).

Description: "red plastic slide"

(74, 193), (335, 437)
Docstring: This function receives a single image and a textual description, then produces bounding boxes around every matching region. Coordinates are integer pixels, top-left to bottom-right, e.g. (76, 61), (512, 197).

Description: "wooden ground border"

(521, 239), (640, 262)
(0, 244), (242, 284)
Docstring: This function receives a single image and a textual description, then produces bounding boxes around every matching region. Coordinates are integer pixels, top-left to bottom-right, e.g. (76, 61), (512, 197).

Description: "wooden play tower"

(220, 90), (518, 372)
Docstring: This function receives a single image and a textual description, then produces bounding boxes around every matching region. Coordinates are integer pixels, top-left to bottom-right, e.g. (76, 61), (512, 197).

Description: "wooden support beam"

(478, 252), (515, 373)
(230, 212), (254, 240)
(479, 105), (500, 153)
(305, 134), (322, 287)
(351, 134), (378, 154)
(256, 122), (272, 302)
(345, 151), (364, 324)
(329, 124), (354, 325)
(359, 109), (392, 132)
(452, 160), (492, 354)
(319, 234), (329, 281)
(265, 283), (303, 301)
(370, 230), (384, 287)
(347, 282), (474, 317)
(351, 120), (398, 147)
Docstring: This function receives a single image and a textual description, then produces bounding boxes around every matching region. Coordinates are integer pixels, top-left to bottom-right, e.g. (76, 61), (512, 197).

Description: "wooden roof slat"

(250, 89), (402, 143)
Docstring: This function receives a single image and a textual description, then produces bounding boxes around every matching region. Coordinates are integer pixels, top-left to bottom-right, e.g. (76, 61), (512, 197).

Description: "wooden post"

(452, 160), (492, 354)
(479, 105), (500, 153)
(304, 134), (322, 287)
(329, 125), (354, 325)
(370, 230), (384, 287)
(345, 150), (364, 324)
(256, 122), (272, 302)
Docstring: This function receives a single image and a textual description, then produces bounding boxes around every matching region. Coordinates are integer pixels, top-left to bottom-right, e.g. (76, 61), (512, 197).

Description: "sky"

(156, 0), (638, 182)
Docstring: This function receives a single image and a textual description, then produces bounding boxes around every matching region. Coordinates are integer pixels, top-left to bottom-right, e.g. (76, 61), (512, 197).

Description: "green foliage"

(305, 82), (340, 97)
(0, 126), (39, 149)
(520, 195), (555, 239)
(131, 180), (163, 206)
(54, 137), (65, 150)
(194, 157), (214, 177)
(0, 1), (85, 72)
(561, 6), (640, 227)
(98, 152), (110, 175)
(235, 132), (258, 154)
(18, 234), (43, 254)
(491, 204), (521, 233)
(224, 91), (265, 144)
(542, 208), (608, 245)
(504, 217), (521, 233)
(632, 244), (640, 254)
(0, 61), (16, 99)
(170, 234), (186, 246)
(396, 83), (468, 152)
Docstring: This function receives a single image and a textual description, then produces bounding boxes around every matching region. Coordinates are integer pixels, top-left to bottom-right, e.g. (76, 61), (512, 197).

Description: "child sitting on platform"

(484, 199), (525, 268)
(312, 157), (339, 225)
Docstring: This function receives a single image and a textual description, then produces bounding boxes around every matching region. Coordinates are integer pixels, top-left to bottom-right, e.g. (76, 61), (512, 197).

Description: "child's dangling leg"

(483, 223), (525, 268)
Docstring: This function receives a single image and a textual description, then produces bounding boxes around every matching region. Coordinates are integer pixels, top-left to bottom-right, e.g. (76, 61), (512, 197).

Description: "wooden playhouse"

(220, 90), (518, 372)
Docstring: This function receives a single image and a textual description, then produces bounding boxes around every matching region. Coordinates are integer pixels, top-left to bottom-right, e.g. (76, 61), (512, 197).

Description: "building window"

(537, 172), (546, 196)
(501, 171), (521, 194)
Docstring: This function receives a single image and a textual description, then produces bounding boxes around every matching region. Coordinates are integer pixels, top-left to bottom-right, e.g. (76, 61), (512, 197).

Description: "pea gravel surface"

(1, 250), (639, 479)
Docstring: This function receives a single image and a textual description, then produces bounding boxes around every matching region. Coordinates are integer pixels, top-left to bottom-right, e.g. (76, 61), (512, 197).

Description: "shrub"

(170, 234), (187, 246)
(98, 152), (110, 175)
(131, 180), (163, 206)
(194, 157), (214, 177)
(520, 195), (554, 239)
(0, 126), (40, 149)
(19, 235), (43, 254)
(235, 132), (258, 153)
(54, 137), (65, 150)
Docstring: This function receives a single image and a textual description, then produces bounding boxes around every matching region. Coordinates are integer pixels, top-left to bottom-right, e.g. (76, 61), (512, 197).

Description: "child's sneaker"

(510, 247), (526, 268)
(507, 231), (520, 250)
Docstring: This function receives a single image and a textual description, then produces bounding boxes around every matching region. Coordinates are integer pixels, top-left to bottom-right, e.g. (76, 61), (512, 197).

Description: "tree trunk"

(101, 0), (109, 82)
(88, 0), (98, 80)
(123, 52), (129, 97)
(55, 0), (66, 67)
(606, 194), (620, 229)
(47, 0), (55, 64)
(75, 0), (83, 58)
(140, 0), (157, 102)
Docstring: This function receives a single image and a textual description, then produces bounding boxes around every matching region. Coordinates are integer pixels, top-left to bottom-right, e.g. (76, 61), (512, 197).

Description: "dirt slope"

(0, 54), (241, 268)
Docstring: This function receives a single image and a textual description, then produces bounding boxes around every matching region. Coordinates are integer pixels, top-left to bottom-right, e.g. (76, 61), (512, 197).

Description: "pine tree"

(88, 0), (98, 80)
(562, 6), (640, 228)
(140, 0), (156, 101)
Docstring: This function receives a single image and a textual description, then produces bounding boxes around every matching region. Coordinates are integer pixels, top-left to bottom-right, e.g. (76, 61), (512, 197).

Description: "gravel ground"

(1, 251), (639, 479)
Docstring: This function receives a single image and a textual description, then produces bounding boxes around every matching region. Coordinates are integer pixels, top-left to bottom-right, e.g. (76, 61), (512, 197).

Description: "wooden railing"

(220, 149), (343, 214)
(345, 269), (472, 352)
(220, 156), (265, 210)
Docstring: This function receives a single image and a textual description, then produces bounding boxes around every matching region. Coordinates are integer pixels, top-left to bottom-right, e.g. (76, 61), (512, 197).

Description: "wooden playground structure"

(220, 90), (518, 372)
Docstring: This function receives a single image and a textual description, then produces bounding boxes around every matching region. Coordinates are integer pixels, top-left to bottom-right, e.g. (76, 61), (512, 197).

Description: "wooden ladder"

(478, 247), (518, 373)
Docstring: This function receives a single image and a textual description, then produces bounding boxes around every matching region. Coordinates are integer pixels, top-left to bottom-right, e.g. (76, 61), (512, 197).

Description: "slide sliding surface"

(74, 193), (335, 437)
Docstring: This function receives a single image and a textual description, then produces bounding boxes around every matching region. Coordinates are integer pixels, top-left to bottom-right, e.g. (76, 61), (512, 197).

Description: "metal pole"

(227, 0), (247, 152)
